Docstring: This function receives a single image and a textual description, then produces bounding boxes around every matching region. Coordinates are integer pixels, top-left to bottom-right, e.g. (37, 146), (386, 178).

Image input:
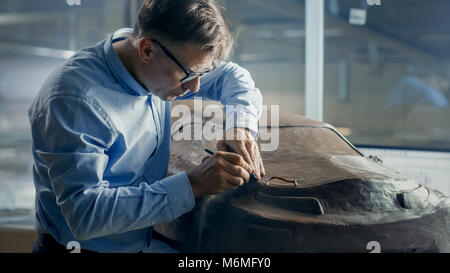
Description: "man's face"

(137, 37), (215, 101)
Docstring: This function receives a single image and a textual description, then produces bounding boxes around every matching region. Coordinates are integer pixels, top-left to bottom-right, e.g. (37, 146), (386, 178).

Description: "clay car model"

(154, 110), (449, 253)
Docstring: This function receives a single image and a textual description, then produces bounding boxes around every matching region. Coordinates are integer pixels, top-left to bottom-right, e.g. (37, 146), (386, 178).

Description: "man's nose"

(182, 76), (201, 93)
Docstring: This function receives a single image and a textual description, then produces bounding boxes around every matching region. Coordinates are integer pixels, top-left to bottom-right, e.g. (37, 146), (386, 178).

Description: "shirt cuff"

(159, 172), (195, 220)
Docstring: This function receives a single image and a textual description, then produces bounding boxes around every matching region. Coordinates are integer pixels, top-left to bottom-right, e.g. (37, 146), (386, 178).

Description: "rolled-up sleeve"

(177, 61), (263, 136)
(29, 95), (195, 241)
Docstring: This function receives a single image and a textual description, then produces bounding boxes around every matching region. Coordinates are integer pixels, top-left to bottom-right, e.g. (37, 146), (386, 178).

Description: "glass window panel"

(324, 0), (450, 151)
(222, 0), (306, 115)
(0, 0), (142, 210)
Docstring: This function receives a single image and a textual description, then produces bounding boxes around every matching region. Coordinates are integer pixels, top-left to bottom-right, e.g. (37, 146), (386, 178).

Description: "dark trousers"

(30, 233), (99, 254)
(31, 231), (177, 253)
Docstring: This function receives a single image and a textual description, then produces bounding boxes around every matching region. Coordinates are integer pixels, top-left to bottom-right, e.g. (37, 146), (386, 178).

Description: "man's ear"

(138, 38), (154, 63)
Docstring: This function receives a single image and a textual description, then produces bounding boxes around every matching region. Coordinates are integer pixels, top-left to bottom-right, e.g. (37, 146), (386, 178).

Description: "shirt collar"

(103, 29), (150, 97)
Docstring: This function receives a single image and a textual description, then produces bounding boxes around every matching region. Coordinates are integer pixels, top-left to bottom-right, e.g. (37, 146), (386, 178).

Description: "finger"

(220, 182), (239, 192)
(224, 141), (256, 176)
(251, 143), (265, 177)
(246, 142), (261, 180)
(220, 170), (245, 187)
(222, 162), (251, 182)
(211, 181), (237, 194)
(235, 141), (255, 172)
(218, 151), (253, 174)
(251, 142), (265, 177)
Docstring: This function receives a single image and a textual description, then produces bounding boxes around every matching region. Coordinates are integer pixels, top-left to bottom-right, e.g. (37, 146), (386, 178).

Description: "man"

(29, 0), (264, 253)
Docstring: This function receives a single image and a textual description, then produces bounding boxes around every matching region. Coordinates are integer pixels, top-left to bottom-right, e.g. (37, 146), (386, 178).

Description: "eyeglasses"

(150, 39), (217, 84)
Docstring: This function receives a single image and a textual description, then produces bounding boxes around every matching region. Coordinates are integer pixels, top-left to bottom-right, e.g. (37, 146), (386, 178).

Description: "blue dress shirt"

(27, 28), (262, 252)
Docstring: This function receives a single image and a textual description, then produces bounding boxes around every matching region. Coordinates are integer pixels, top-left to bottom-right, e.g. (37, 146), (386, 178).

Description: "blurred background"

(0, 0), (449, 252)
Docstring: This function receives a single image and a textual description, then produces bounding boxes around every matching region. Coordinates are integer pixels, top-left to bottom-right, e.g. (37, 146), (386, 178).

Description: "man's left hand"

(217, 128), (265, 181)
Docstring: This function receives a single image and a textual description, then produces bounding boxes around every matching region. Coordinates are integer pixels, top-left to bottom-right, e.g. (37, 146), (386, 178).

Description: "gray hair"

(133, 0), (233, 61)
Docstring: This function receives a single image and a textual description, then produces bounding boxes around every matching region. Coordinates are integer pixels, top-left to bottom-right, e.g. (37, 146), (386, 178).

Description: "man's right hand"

(187, 151), (254, 198)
